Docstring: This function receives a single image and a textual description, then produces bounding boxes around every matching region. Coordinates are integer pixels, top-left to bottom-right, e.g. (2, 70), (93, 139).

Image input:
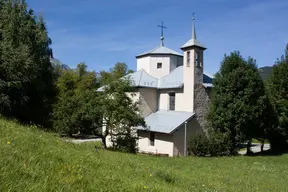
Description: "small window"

(187, 51), (190, 67)
(150, 132), (155, 146)
(157, 62), (162, 69)
(169, 92), (175, 111)
(196, 52), (200, 67)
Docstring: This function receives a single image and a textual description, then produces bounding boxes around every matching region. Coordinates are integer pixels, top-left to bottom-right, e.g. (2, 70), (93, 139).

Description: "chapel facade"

(99, 17), (213, 156)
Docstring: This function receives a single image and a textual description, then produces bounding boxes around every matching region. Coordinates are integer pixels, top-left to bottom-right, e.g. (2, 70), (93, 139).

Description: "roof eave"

(202, 83), (213, 88)
(169, 113), (196, 134)
(158, 83), (184, 89)
(137, 128), (170, 134)
(136, 86), (158, 89)
(136, 53), (183, 59)
(181, 45), (207, 51)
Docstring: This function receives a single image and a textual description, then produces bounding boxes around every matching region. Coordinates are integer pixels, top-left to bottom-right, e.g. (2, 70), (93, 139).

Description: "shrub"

(188, 133), (210, 156)
(209, 131), (235, 156)
(188, 131), (236, 157)
(113, 135), (138, 154)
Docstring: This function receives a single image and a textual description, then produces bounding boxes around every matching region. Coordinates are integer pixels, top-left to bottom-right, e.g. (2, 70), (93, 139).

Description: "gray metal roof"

(97, 66), (214, 91)
(138, 111), (195, 134)
(158, 66), (184, 89)
(181, 39), (206, 50)
(126, 69), (158, 88)
(136, 45), (183, 58)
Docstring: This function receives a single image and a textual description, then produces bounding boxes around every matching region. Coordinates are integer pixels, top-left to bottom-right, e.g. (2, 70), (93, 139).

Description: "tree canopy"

(206, 51), (278, 154)
(98, 62), (134, 86)
(53, 62), (145, 150)
(0, 0), (55, 127)
(266, 44), (288, 144)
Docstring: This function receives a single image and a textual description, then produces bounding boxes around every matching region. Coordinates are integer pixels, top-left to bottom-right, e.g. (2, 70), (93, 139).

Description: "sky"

(27, 0), (288, 75)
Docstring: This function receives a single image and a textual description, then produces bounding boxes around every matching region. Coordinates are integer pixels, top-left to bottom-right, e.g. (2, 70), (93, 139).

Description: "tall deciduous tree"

(0, 0), (55, 127)
(97, 77), (145, 149)
(98, 62), (134, 86)
(266, 44), (288, 150)
(207, 51), (277, 154)
(53, 62), (99, 135)
(53, 62), (145, 151)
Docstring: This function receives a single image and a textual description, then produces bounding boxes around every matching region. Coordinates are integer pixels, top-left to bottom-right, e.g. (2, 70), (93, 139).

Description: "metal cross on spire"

(157, 21), (167, 46)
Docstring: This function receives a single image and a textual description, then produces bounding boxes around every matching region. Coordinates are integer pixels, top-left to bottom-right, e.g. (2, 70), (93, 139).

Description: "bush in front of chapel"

(188, 131), (234, 156)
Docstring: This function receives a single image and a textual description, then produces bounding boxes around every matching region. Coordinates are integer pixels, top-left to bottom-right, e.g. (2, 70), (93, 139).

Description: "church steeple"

(181, 14), (206, 51)
(192, 13), (196, 40)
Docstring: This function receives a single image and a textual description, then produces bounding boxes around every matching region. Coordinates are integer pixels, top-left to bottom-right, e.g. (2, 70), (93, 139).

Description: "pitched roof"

(181, 39), (206, 50)
(96, 66), (214, 91)
(158, 66), (184, 89)
(96, 69), (158, 91)
(138, 111), (195, 134)
(136, 45), (183, 58)
(126, 69), (158, 88)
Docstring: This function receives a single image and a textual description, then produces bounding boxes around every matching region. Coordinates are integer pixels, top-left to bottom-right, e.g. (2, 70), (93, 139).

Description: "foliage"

(99, 76), (145, 149)
(112, 134), (138, 154)
(188, 133), (210, 156)
(53, 62), (100, 136)
(188, 131), (234, 156)
(208, 130), (234, 156)
(258, 66), (273, 80)
(50, 57), (70, 80)
(206, 51), (278, 154)
(1, 118), (288, 192)
(0, 0), (55, 127)
(98, 62), (134, 86)
(266, 44), (288, 149)
(53, 62), (144, 152)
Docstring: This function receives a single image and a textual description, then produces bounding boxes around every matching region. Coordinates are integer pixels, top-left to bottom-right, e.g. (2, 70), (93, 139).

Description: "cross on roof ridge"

(157, 21), (167, 46)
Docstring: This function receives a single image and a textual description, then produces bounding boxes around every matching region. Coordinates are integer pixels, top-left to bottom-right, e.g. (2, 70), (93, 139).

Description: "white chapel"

(99, 17), (214, 157)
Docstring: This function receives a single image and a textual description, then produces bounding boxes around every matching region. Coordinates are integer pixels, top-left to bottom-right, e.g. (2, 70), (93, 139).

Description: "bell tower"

(180, 14), (207, 112)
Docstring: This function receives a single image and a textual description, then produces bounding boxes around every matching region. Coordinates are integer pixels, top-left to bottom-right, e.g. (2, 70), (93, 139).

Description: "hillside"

(0, 118), (287, 192)
(259, 66), (273, 80)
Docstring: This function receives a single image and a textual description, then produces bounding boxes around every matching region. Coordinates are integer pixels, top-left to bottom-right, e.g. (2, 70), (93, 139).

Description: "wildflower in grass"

(7, 141), (11, 145)
(149, 174), (152, 177)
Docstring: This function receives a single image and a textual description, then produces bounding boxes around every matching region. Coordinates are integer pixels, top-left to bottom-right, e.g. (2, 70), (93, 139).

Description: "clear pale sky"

(27, 0), (288, 75)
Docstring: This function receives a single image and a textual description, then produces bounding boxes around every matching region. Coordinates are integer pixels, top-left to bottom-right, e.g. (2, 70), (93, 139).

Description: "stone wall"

(193, 64), (211, 133)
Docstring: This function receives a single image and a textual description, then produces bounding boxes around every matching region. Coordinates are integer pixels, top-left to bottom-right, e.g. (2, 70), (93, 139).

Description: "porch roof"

(138, 110), (195, 134)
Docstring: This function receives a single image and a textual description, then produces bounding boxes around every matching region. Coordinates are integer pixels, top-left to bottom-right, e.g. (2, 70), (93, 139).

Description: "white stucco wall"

(158, 92), (169, 110)
(148, 55), (171, 78)
(158, 88), (185, 111)
(170, 55), (183, 71)
(172, 117), (204, 156)
(138, 88), (158, 117)
(138, 131), (174, 157)
(137, 57), (150, 72)
(181, 49), (196, 112)
(137, 55), (184, 79)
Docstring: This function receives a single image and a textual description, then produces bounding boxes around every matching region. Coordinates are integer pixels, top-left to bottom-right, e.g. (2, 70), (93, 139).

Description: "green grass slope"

(1, 118), (288, 192)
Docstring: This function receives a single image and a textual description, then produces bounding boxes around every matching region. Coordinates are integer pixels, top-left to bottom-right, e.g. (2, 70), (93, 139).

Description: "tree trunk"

(260, 140), (264, 152)
(246, 139), (252, 155)
(101, 135), (107, 149)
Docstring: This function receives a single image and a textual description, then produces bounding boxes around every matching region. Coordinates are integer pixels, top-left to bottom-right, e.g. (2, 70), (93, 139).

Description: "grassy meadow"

(0, 118), (287, 192)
